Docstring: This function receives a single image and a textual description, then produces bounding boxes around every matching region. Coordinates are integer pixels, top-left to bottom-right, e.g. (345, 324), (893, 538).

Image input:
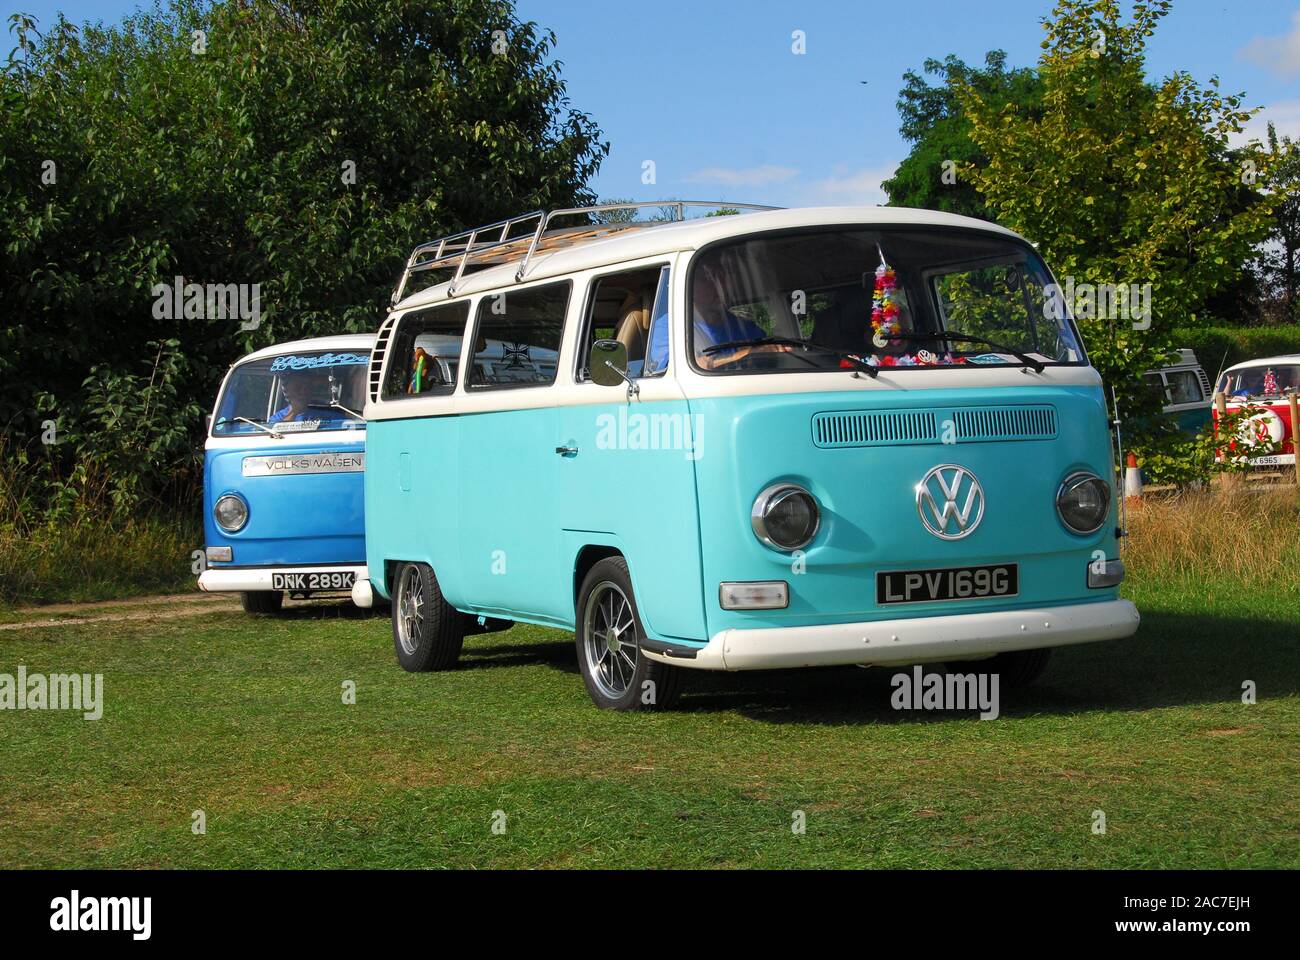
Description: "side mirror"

(589, 339), (630, 387)
(205, 414), (213, 432)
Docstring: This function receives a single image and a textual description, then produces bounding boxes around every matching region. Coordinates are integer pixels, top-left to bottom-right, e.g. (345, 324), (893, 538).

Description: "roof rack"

(390, 200), (781, 305)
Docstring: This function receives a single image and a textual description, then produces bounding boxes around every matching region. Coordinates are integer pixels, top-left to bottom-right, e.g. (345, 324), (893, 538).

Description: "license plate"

(877, 564), (1018, 605)
(1254, 455), (1281, 466)
(272, 571), (355, 592)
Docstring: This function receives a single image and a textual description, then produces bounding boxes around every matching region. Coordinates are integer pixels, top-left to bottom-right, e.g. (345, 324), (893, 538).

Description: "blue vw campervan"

(360, 204), (1139, 709)
(199, 334), (374, 613)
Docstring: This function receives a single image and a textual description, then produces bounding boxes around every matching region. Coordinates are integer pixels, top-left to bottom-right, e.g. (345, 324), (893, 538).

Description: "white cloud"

(1231, 99), (1300, 148)
(804, 162), (900, 206)
(681, 164), (799, 188)
(1239, 11), (1300, 78)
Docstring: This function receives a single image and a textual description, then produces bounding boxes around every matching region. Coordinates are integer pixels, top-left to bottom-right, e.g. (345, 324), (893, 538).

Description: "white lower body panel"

(643, 599), (1140, 671)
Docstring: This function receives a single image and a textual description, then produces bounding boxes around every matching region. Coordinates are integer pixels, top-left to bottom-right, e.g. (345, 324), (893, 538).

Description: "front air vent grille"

(812, 405), (1057, 448)
(953, 405), (1057, 442)
(813, 410), (938, 447)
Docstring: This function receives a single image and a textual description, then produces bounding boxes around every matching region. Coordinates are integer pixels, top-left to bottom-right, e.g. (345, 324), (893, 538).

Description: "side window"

(642, 267), (671, 377)
(577, 265), (666, 381)
(382, 301), (470, 400)
(1142, 372), (1168, 404)
(468, 282), (569, 389)
(1166, 370), (1203, 404)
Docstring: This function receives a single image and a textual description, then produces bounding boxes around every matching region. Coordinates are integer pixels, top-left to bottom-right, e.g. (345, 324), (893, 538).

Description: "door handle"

(555, 445), (578, 456)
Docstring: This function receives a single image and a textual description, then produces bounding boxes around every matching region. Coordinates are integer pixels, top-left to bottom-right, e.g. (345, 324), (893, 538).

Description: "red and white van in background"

(1213, 355), (1300, 467)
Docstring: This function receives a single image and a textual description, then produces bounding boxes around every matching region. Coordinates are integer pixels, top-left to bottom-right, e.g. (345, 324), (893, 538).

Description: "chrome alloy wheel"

(582, 580), (639, 700)
(396, 564), (426, 656)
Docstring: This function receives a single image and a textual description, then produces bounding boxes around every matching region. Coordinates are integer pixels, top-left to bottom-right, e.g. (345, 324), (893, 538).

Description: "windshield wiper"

(701, 337), (879, 377)
(888, 332), (1046, 373)
(234, 416), (282, 437)
(701, 336), (810, 355)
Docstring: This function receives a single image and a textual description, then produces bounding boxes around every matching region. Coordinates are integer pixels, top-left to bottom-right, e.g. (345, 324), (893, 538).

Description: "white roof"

(237, 333), (376, 365)
(1224, 353), (1300, 372)
(392, 205), (1025, 312)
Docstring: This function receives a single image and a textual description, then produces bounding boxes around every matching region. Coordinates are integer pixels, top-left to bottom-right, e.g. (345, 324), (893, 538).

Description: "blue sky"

(6, 0), (1299, 208)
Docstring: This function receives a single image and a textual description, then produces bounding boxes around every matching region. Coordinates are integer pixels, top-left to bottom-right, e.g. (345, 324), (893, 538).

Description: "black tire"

(391, 562), (464, 672)
(241, 590), (283, 615)
(575, 557), (684, 711)
(952, 647), (1052, 688)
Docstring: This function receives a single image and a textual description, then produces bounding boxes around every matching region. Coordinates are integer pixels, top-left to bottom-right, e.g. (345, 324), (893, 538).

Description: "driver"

(269, 371), (325, 424)
(647, 261), (793, 371)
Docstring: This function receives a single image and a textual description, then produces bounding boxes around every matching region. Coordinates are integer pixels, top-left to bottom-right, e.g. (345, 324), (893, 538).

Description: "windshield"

(686, 227), (1084, 374)
(211, 350), (369, 436)
(1217, 364), (1300, 400)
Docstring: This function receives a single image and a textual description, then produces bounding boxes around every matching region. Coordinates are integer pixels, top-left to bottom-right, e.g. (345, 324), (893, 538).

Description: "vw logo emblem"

(915, 464), (985, 540)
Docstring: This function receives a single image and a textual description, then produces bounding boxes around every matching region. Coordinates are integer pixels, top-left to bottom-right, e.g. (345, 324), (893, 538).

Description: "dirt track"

(0, 592), (238, 631)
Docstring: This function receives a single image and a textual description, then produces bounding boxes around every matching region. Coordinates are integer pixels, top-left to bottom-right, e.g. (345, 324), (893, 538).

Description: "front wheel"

(392, 562), (464, 671)
(241, 590), (283, 615)
(575, 557), (683, 711)
(950, 648), (1052, 688)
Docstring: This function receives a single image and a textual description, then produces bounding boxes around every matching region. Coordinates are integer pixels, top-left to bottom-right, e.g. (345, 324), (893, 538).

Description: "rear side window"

(382, 301), (471, 400)
(468, 282), (569, 388)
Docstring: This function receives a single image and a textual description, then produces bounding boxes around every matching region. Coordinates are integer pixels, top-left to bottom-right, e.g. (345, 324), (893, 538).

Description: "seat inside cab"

(581, 266), (662, 378)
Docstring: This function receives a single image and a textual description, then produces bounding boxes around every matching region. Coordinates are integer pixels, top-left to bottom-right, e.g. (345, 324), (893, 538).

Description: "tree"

(957, 0), (1276, 444)
(0, 0), (607, 513)
(1253, 122), (1300, 323)
(882, 51), (1042, 219)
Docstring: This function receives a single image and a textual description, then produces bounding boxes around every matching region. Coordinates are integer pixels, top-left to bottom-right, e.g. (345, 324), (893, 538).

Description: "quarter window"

(468, 282), (569, 388)
(382, 301), (470, 400)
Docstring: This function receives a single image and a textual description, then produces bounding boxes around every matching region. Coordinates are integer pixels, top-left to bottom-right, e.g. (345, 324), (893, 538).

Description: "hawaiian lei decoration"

(1263, 367), (1279, 396)
(870, 246), (901, 347)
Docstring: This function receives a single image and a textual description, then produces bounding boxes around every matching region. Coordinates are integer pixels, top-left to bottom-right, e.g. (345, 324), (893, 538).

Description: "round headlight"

(1056, 472), (1110, 534)
(752, 483), (820, 551)
(214, 493), (248, 532)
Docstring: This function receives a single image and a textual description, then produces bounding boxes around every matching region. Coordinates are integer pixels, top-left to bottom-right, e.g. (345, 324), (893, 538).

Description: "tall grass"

(0, 445), (199, 607)
(0, 510), (200, 606)
(1124, 483), (1300, 589)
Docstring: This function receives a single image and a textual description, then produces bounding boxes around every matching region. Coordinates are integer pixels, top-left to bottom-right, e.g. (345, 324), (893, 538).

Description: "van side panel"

(456, 407), (564, 622)
(558, 397), (707, 643)
(690, 384), (1120, 639)
(364, 415), (462, 602)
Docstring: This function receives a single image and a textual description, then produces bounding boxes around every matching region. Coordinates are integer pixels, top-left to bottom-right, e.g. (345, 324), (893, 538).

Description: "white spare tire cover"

(1231, 406), (1285, 446)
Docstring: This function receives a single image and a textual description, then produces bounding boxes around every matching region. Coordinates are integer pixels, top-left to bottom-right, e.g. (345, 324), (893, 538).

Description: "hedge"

(1170, 325), (1300, 377)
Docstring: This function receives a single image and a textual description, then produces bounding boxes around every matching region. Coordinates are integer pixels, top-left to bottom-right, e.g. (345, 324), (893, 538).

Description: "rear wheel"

(241, 590), (283, 615)
(392, 562), (464, 672)
(575, 557), (683, 711)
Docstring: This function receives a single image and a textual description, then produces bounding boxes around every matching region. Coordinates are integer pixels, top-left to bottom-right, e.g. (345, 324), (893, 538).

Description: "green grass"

(0, 576), (1295, 868)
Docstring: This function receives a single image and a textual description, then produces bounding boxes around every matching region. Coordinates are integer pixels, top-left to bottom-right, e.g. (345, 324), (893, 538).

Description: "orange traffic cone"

(1124, 452), (1142, 500)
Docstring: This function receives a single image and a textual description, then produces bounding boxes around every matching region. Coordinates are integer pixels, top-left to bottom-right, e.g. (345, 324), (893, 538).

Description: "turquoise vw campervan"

(359, 203), (1139, 709)
(200, 334), (373, 613)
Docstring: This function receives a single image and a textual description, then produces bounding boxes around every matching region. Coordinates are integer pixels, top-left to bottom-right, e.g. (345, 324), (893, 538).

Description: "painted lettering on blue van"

(269, 352), (369, 372)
